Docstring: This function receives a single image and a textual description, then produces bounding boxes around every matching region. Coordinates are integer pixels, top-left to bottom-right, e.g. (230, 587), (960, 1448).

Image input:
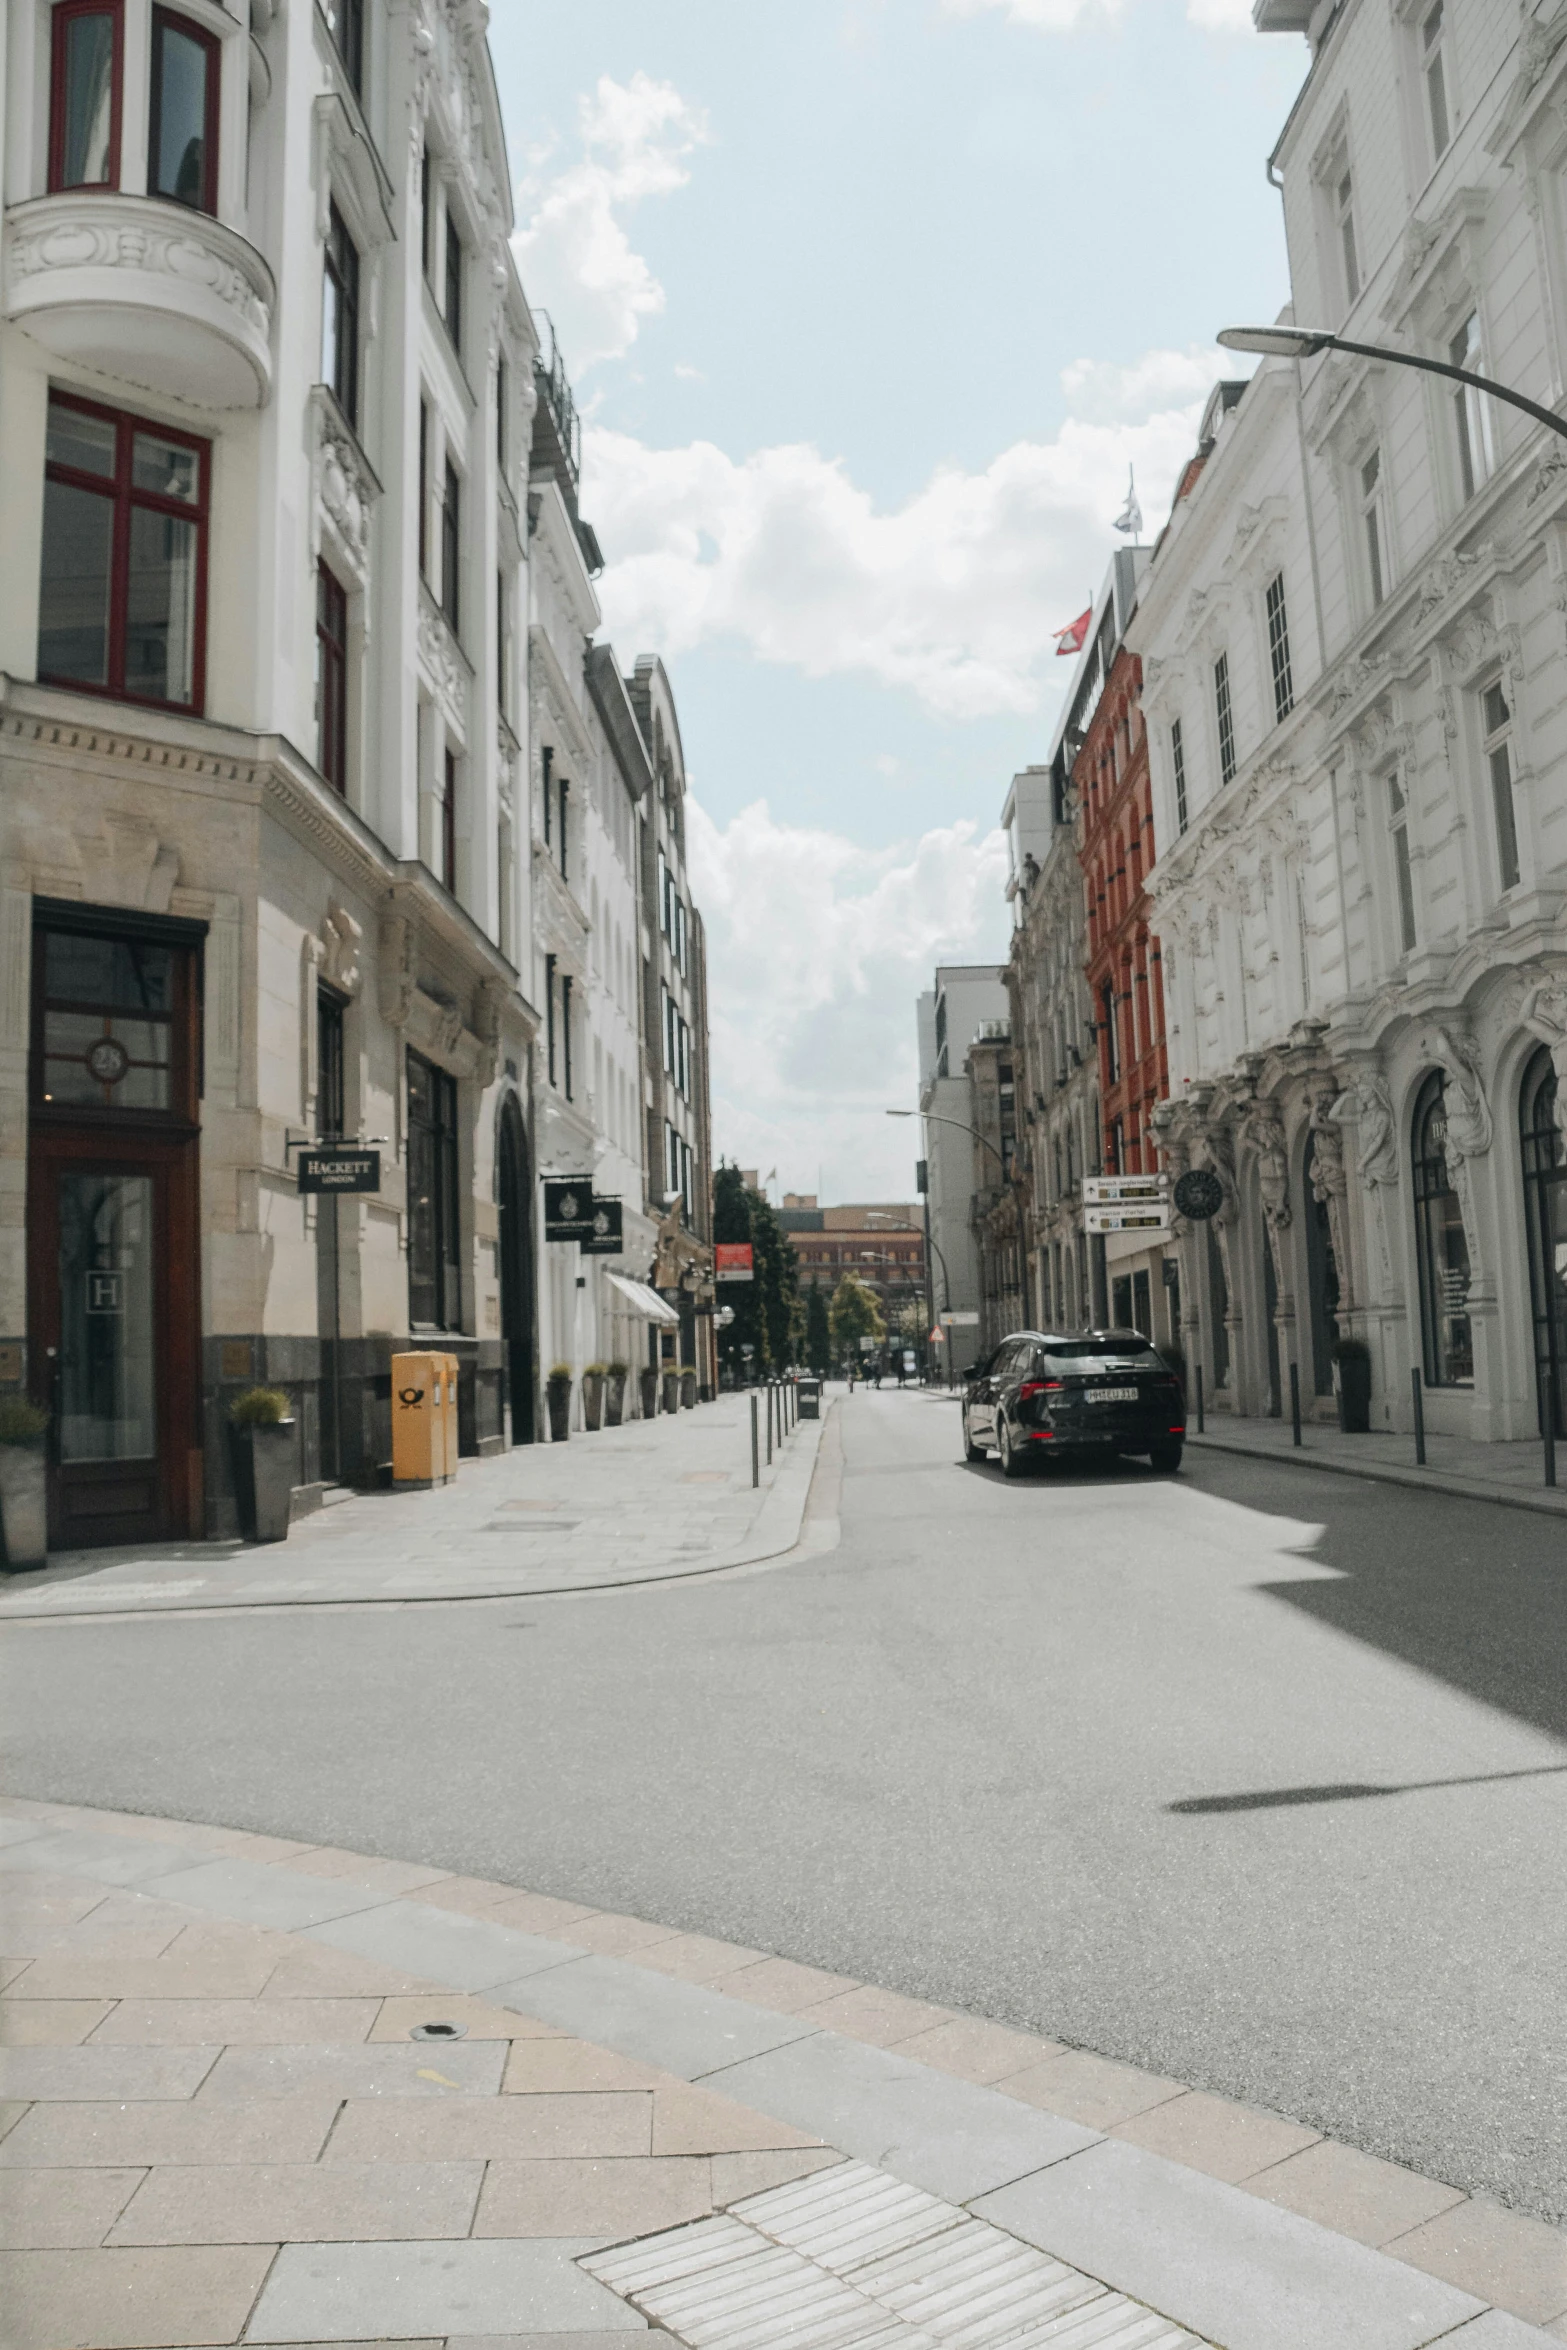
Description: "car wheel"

(963, 1410), (987, 1463)
(999, 1416), (1028, 1479)
(1149, 1440), (1183, 1473)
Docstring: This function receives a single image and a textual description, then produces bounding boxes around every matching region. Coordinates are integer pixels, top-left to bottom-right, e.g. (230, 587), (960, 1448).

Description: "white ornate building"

(1135, 0), (1567, 1443)
(0, 0), (709, 1543)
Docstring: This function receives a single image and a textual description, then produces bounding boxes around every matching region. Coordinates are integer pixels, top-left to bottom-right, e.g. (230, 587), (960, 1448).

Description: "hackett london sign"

(544, 1177), (596, 1243)
(715, 1242), (754, 1283)
(297, 1148), (381, 1195)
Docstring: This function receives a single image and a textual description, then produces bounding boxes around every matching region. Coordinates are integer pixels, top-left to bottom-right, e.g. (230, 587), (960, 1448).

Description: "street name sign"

(940, 1310), (979, 1325)
(298, 1147), (381, 1195)
(1083, 1172), (1168, 1235)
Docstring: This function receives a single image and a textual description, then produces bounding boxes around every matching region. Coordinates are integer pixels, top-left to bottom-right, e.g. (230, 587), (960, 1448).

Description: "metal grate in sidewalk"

(581, 2157), (1211, 2348)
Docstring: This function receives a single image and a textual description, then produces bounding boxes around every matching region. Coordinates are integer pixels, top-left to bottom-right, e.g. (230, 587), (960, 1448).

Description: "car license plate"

(1092, 1386), (1139, 1403)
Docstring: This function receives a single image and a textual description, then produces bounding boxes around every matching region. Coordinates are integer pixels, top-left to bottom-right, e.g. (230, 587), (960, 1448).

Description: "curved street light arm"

(1324, 335), (1567, 445)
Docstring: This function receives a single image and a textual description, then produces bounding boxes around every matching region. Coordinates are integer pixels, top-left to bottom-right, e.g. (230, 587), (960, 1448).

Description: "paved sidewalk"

(1, 1801), (1562, 2346)
(1186, 1413), (1567, 1518)
(0, 1395), (824, 1620)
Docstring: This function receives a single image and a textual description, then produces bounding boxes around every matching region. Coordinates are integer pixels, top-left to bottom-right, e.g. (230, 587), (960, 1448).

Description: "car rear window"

(1046, 1337), (1157, 1359)
(1044, 1340), (1165, 1374)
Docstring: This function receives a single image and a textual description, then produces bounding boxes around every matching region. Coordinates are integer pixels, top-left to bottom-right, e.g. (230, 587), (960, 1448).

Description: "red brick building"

(1079, 638), (1167, 1175)
(1075, 606), (1176, 1345)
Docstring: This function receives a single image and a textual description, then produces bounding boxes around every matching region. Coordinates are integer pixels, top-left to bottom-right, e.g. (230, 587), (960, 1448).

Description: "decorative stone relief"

(74, 813), (179, 912)
(310, 391), (378, 588)
(1426, 1024), (1494, 1283)
(8, 204), (272, 344)
(417, 595), (467, 734)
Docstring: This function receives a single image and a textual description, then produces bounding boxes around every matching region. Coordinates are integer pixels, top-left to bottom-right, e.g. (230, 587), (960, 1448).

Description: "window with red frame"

(39, 392), (208, 712)
(315, 562), (348, 793)
(49, 0), (123, 191)
(149, 7), (217, 213)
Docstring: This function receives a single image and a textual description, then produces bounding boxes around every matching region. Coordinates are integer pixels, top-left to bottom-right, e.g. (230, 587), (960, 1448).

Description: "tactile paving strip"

(581, 2158), (1212, 2348)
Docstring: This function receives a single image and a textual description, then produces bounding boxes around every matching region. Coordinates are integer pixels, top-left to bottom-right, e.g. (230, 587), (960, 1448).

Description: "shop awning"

(605, 1271), (681, 1326)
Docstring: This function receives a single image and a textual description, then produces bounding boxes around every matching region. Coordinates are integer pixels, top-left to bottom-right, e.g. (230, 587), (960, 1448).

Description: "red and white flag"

(1053, 605), (1092, 656)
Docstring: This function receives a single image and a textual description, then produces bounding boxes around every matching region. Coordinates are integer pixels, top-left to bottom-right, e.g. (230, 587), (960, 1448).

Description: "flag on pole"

(1052, 606), (1092, 657)
(1113, 467), (1143, 539)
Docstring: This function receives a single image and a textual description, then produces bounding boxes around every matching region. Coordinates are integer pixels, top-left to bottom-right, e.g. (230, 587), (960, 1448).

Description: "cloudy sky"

(487, 0), (1309, 1201)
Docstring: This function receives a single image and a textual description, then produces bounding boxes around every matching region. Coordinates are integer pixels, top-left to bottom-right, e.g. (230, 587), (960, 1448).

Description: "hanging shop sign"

(715, 1242), (755, 1284)
(579, 1197), (624, 1255)
(543, 1176), (597, 1242)
(298, 1147), (381, 1195)
(1172, 1169), (1225, 1222)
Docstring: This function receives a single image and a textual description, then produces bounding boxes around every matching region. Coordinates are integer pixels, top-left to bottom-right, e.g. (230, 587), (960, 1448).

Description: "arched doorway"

(496, 1095), (534, 1444)
(1303, 1130), (1340, 1395)
(1411, 1071), (1473, 1389)
(1520, 1047), (1567, 1436)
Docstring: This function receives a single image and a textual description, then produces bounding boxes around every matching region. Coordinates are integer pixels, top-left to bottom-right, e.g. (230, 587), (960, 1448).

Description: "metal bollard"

(1411, 1366), (1426, 1466)
(1289, 1360), (1302, 1448)
(1546, 1369), (1558, 1490)
(766, 1383), (773, 1466)
(1195, 1364), (1205, 1435)
(750, 1392), (759, 1487)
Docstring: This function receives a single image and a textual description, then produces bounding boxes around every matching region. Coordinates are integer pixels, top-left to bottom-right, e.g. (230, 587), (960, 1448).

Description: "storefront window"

(407, 1049), (460, 1330)
(1520, 1047), (1567, 1435)
(1412, 1071), (1473, 1386)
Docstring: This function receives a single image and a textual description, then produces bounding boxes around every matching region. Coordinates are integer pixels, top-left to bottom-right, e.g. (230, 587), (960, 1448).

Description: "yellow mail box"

(391, 1351), (454, 1488)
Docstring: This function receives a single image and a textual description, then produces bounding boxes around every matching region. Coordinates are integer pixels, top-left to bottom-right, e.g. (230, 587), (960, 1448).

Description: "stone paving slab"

(0, 1396), (824, 1618)
(1, 1798), (1563, 2347)
(1186, 1418), (1567, 1518)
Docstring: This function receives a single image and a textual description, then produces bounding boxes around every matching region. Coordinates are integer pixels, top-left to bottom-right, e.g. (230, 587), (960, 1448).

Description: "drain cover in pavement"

(581, 2159), (1210, 2347)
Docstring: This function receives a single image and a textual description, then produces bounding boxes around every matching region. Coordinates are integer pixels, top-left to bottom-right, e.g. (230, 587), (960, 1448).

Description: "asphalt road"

(4, 1388), (1565, 2223)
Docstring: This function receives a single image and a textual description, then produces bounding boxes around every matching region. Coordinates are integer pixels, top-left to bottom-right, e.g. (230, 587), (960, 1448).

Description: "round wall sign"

(86, 1036), (130, 1087)
(1173, 1168), (1224, 1221)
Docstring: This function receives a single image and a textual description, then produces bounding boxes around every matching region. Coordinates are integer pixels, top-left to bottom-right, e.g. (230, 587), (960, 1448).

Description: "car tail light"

(1018, 1379), (1063, 1402)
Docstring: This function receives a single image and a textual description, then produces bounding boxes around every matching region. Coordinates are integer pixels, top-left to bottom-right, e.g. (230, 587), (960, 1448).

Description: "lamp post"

(1217, 324), (1567, 445)
(888, 1108), (1011, 1359)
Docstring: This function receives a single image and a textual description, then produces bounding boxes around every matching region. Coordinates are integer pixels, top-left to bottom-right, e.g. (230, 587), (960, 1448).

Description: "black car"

(962, 1329), (1186, 1478)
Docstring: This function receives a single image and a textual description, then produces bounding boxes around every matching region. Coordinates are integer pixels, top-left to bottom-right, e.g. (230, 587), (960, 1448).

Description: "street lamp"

(884, 1106), (1008, 1175)
(1217, 325), (1567, 445)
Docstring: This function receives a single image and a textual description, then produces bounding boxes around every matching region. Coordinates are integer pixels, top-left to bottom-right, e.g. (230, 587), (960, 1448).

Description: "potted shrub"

(638, 1365), (660, 1419)
(605, 1361), (629, 1427)
(1331, 1336), (1372, 1433)
(582, 1363), (607, 1432)
(0, 1395), (50, 1571)
(546, 1364), (573, 1443)
(229, 1386), (296, 1544)
(679, 1362), (698, 1409)
(661, 1363), (681, 1415)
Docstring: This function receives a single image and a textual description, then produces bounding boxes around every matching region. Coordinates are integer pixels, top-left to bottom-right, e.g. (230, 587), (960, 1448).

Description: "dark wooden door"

(29, 1129), (199, 1548)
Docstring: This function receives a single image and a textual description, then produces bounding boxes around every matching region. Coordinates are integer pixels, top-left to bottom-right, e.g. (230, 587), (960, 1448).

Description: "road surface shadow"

(1169, 1762), (1567, 1813)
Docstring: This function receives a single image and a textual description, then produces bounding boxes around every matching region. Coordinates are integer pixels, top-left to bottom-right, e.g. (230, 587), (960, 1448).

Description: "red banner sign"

(715, 1242), (755, 1283)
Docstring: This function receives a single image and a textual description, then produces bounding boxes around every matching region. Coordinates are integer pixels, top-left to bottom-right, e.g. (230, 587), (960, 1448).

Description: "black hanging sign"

(1172, 1168), (1224, 1222)
(298, 1147), (381, 1195)
(544, 1176), (597, 1243)
(580, 1197), (624, 1256)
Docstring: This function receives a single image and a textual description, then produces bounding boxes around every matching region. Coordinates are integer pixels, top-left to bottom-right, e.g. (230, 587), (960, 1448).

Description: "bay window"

(149, 9), (218, 214)
(49, 0), (122, 191)
(39, 392), (208, 712)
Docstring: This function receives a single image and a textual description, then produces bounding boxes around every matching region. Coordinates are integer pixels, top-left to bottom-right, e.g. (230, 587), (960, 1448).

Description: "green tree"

(804, 1282), (832, 1375)
(829, 1273), (884, 1366)
(713, 1162), (801, 1379)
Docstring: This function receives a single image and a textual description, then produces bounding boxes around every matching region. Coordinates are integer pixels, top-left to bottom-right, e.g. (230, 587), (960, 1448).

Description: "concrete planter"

(680, 1372), (698, 1410)
(639, 1368), (660, 1419)
(605, 1373), (627, 1427)
(231, 1420), (296, 1544)
(661, 1370), (680, 1415)
(546, 1379), (572, 1443)
(0, 1439), (47, 1569)
(582, 1373), (605, 1432)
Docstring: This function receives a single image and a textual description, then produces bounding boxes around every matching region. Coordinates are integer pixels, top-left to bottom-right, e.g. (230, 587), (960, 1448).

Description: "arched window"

(1412, 1071), (1473, 1386)
(1520, 1046), (1567, 1435)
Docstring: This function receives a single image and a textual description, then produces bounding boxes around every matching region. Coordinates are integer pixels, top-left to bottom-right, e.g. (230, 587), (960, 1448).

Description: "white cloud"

(583, 349), (1226, 719)
(688, 797), (1010, 1197)
(512, 73), (708, 370)
(1184, 0), (1258, 27)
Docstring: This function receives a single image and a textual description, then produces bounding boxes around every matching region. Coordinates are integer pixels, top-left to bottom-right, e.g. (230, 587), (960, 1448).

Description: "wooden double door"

(28, 1127), (200, 1550)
